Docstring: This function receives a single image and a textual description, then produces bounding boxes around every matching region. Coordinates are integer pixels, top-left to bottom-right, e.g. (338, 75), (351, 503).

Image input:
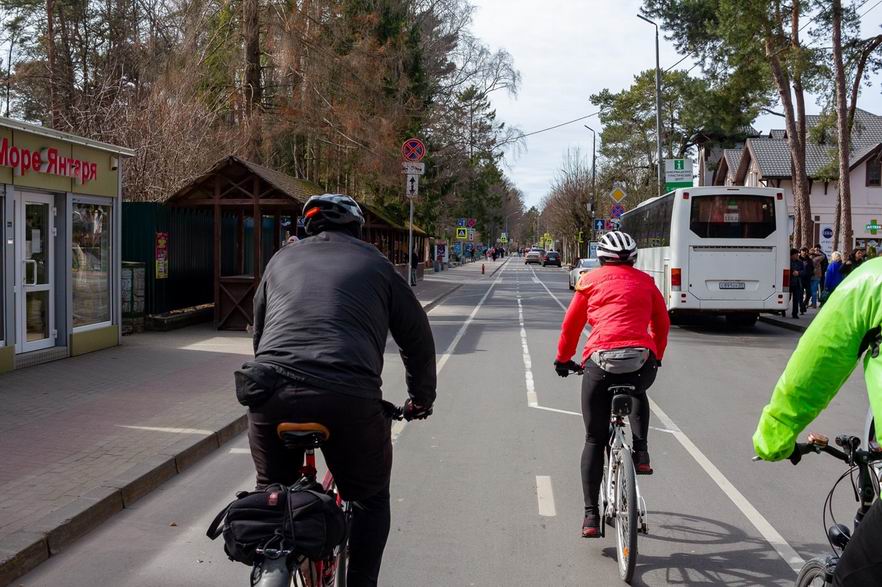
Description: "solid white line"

(530, 405), (582, 417)
(116, 425), (213, 436)
(529, 266), (804, 573)
(649, 398), (804, 572)
(535, 475), (557, 517)
(393, 260), (509, 444)
(229, 447), (251, 454)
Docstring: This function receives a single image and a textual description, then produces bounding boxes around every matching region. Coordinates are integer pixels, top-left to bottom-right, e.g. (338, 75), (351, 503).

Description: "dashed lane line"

(525, 267), (805, 574)
(535, 475), (557, 517)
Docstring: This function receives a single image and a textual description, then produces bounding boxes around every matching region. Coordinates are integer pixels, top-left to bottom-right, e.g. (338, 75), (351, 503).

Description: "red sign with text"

(0, 138), (99, 185)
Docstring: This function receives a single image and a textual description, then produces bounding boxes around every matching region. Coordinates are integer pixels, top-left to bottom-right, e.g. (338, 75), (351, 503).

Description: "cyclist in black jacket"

(242, 194), (436, 587)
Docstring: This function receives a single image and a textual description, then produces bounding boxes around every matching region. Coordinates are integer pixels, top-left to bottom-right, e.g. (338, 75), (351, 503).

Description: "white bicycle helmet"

(597, 231), (637, 263)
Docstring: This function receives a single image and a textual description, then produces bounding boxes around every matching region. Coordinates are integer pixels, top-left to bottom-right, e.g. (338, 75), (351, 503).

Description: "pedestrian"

(790, 248), (804, 319)
(809, 246), (825, 308)
(824, 251), (845, 300)
(844, 248), (867, 276)
(410, 247), (420, 286)
(798, 247), (813, 313)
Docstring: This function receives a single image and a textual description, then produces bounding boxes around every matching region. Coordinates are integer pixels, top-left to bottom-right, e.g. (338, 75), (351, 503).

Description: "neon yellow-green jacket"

(754, 258), (882, 461)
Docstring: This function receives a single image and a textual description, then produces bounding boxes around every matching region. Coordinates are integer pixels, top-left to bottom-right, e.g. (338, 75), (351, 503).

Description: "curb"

(0, 272), (475, 585)
(0, 414), (248, 587)
(758, 315), (808, 333)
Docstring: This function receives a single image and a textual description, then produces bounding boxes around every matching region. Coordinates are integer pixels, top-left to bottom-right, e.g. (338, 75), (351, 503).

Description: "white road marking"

(535, 475), (557, 517)
(517, 295), (538, 407)
(116, 425), (213, 436)
(229, 447), (251, 454)
(530, 405), (581, 417)
(529, 267), (804, 573)
(392, 260), (509, 444)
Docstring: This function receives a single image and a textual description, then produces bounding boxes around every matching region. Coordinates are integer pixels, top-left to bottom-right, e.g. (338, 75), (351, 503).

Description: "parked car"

(525, 248), (545, 264)
(543, 251), (562, 267)
(568, 258), (601, 289)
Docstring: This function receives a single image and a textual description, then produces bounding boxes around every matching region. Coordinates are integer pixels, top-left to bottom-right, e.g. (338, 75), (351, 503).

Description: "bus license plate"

(719, 281), (745, 290)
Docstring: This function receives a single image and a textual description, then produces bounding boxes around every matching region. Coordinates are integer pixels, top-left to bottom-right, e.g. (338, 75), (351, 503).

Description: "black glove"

(403, 398), (433, 421)
(554, 360), (580, 377)
(788, 444), (805, 466)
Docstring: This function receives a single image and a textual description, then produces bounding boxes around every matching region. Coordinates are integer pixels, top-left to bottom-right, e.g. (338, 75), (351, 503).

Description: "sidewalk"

(758, 304), (820, 333)
(0, 278), (463, 586)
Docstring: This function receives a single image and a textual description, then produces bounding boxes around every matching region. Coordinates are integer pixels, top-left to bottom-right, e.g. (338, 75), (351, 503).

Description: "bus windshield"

(689, 195), (776, 239)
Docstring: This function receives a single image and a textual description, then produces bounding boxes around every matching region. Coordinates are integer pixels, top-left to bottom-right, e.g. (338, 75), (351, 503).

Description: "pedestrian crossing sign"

(456, 227), (468, 240)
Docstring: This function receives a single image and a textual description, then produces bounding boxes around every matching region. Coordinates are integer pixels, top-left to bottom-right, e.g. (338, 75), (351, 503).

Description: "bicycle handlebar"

(792, 432), (882, 466)
(381, 401), (406, 421)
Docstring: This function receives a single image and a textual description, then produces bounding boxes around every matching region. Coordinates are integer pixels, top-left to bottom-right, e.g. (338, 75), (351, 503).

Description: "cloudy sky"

(469, 0), (882, 208)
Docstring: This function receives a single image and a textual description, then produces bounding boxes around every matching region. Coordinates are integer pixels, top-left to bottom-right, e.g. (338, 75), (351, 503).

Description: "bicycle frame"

(601, 412), (648, 535)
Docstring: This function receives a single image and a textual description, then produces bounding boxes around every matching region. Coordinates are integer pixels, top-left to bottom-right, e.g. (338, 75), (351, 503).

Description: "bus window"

(689, 195), (776, 239)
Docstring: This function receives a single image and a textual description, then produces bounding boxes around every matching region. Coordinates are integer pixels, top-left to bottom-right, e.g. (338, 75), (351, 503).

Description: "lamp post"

(584, 124), (597, 213)
(637, 13), (663, 197)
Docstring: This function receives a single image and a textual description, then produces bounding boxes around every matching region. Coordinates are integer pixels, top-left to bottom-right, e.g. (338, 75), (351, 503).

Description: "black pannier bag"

(207, 480), (346, 565)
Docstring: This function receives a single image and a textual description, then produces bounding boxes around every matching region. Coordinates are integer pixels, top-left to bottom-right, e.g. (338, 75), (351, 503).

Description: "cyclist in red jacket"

(554, 231), (670, 538)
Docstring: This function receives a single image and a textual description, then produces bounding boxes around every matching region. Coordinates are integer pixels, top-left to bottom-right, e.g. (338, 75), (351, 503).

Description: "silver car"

(568, 258), (600, 289)
(525, 248), (545, 264)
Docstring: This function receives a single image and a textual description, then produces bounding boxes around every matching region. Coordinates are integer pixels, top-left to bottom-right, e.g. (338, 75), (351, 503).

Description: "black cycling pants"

(833, 498), (882, 586)
(248, 385), (392, 587)
(581, 357), (657, 514)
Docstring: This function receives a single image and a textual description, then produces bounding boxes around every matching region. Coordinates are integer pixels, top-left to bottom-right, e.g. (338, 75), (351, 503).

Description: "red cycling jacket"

(556, 264), (670, 365)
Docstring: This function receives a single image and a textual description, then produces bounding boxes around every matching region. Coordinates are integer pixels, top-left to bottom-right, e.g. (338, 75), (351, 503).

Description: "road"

(20, 260), (870, 586)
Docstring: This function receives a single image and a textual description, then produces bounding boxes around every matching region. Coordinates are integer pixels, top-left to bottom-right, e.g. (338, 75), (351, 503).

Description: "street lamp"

(637, 13), (664, 198)
(584, 125), (597, 215)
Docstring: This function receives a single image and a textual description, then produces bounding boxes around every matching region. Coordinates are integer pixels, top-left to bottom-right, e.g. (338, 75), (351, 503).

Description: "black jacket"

(252, 231), (437, 405)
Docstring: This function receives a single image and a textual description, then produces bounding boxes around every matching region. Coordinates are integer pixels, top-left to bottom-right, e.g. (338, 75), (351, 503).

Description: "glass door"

(17, 194), (55, 352)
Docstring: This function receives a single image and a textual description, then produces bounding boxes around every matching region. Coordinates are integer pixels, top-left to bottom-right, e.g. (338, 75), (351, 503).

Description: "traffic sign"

(611, 203), (626, 218)
(457, 218), (466, 227)
(593, 219), (605, 231)
(609, 184), (627, 203)
(468, 228), (475, 242)
(401, 161), (426, 175)
(455, 227), (468, 240)
(466, 218), (477, 228)
(402, 138), (427, 161)
(664, 158), (693, 191)
(406, 174), (419, 198)
(610, 218), (621, 230)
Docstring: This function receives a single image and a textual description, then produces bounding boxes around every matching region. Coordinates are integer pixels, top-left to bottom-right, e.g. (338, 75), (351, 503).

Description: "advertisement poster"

(819, 224), (834, 257)
(155, 232), (169, 279)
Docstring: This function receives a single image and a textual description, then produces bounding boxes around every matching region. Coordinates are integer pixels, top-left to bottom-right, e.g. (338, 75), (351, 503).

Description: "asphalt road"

(20, 260), (871, 586)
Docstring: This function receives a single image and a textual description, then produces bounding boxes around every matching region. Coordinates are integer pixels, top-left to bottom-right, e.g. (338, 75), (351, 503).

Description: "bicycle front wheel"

(795, 557), (833, 587)
(615, 450), (638, 583)
(334, 544), (348, 587)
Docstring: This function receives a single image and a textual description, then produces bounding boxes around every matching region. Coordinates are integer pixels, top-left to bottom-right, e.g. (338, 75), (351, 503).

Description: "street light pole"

(637, 13), (663, 197)
(584, 124), (596, 212)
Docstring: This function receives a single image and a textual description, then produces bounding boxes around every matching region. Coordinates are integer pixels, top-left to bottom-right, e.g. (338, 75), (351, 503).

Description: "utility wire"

(518, 112), (601, 138)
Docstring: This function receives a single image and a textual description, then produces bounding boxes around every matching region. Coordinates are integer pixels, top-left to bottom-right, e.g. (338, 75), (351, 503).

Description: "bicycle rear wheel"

(795, 557), (833, 587)
(615, 450), (638, 583)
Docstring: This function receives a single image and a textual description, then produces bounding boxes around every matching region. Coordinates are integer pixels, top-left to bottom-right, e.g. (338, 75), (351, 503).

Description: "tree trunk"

(243, 0), (261, 160)
(46, 0), (58, 128)
(832, 0), (853, 256)
(790, 1), (812, 248)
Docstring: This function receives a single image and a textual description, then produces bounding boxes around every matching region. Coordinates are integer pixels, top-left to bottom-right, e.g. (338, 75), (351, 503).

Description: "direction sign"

(594, 219), (605, 231)
(406, 174), (419, 198)
(609, 184), (627, 203)
(457, 218), (466, 227)
(611, 203), (626, 218)
(455, 227), (468, 240)
(401, 161), (426, 175)
(402, 138), (427, 162)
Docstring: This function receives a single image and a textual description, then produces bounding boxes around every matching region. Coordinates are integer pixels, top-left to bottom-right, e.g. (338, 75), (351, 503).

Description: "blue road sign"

(594, 219), (604, 231)
(611, 203), (626, 218)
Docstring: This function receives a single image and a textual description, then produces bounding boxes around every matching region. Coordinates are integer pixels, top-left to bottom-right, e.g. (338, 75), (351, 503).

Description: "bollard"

(482, 263), (485, 274)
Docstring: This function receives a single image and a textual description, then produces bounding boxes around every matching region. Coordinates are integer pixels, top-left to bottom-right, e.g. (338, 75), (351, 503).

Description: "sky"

(469, 0), (882, 209)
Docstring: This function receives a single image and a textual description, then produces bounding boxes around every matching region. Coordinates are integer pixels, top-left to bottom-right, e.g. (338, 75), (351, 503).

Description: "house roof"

(363, 203), (428, 237)
(0, 116), (135, 156)
(747, 109), (882, 180)
(722, 149), (743, 179)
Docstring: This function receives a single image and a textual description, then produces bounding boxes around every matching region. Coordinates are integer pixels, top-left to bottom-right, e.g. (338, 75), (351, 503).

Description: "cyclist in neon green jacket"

(754, 258), (882, 585)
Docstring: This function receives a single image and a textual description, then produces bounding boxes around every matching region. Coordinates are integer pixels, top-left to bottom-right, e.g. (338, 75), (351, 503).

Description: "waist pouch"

(590, 347), (650, 374)
(234, 362), (284, 408)
(207, 479), (345, 565)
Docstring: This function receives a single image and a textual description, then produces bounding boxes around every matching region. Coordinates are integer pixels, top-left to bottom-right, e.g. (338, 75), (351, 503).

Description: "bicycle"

(565, 365), (648, 584)
(250, 403), (405, 587)
(770, 432), (882, 586)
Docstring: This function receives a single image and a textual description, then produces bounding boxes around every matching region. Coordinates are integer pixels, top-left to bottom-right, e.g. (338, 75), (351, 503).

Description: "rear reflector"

(777, 192), (783, 200)
(682, 192), (690, 199)
(783, 269), (790, 293)
(671, 268), (682, 291)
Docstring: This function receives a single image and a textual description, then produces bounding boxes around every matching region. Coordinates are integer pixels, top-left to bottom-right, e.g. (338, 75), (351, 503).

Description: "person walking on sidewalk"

(810, 247), (825, 308)
(824, 251), (845, 299)
(241, 194), (436, 587)
(798, 248), (813, 314)
(410, 247), (420, 286)
(790, 249), (805, 319)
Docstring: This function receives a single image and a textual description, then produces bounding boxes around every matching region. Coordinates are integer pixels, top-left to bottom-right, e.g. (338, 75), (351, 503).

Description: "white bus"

(618, 186), (789, 326)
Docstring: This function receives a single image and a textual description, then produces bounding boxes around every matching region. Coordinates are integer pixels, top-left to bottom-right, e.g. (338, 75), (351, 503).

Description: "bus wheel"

(726, 313), (758, 328)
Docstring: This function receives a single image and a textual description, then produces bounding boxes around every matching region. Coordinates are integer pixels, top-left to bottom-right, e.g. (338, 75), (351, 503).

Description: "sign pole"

(408, 198), (414, 286)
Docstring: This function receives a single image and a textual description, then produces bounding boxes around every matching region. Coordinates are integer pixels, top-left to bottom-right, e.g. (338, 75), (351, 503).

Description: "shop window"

(0, 200), (3, 344)
(72, 202), (112, 328)
(867, 157), (881, 187)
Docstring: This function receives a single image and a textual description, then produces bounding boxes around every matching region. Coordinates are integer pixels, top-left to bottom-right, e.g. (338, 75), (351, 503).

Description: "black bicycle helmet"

(302, 194), (365, 236)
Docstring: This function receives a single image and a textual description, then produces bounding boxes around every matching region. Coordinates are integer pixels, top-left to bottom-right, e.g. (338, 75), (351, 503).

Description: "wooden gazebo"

(362, 204), (429, 272)
(166, 156), (322, 330)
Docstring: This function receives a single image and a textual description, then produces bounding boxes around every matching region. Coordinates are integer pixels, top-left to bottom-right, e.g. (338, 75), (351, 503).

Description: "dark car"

(543, 251), (561, 267)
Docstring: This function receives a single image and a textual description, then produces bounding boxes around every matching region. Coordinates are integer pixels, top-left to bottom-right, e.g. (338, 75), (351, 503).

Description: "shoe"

(582, 512), (601, 538)
(635, 450), (653, 475)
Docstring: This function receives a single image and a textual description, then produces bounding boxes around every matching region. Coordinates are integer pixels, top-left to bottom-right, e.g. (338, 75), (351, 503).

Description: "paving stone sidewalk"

(0, 275), (464, 586)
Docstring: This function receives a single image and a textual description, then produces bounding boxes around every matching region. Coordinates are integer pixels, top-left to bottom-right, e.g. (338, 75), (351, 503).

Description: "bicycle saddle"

(276, 422), (330, 450)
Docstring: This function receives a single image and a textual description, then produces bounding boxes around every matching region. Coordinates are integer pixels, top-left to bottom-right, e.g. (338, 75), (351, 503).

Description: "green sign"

(867, 219), (881, 235)
(664, 158), (693, 192)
